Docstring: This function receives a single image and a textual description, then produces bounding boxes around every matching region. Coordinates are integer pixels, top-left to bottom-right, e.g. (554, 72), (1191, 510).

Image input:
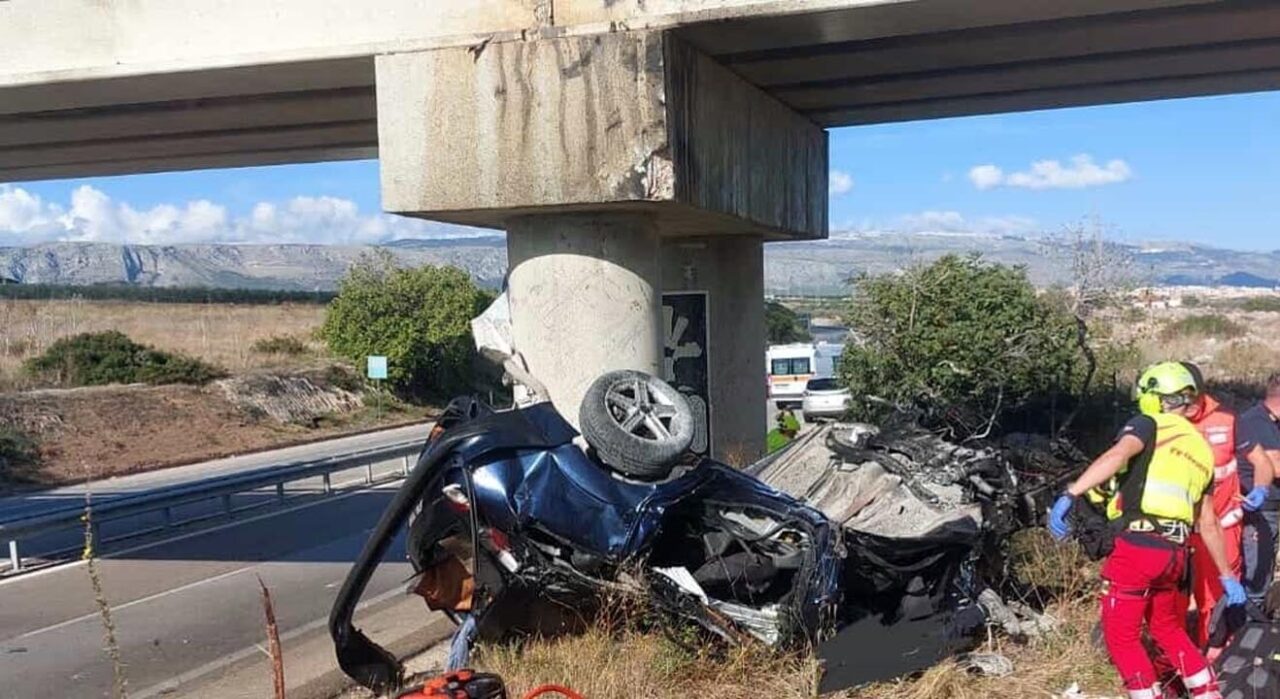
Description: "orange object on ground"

(399, 669), (507, 698)
(521, 686), (586, 699)
(396, 670), (584, 699)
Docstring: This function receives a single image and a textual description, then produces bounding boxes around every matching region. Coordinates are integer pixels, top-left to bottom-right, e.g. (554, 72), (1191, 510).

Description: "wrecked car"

(753, 418), (1075, 691)
(330, 368), (843, 694)
(330, 293), (1080, 694)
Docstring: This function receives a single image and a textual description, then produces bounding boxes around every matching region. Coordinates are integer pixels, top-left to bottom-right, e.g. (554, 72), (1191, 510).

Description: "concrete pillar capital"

(376, 30), (827, 240)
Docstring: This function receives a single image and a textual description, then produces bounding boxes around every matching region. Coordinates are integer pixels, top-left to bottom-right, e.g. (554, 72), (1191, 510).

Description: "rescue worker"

(1238, 372), (1280, 604)
(1049, 362), (1246, 699)
(1177, 362), (1273, 647)
(766, 408), (801, 453)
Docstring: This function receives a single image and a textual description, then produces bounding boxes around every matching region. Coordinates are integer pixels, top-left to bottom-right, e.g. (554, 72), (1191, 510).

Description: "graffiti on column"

(662, 292), (710, 456)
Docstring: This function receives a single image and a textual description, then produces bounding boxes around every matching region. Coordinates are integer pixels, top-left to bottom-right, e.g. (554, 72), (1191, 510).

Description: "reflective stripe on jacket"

(1192, 395), (1244, 528)
(1106, 413), (1215, 525)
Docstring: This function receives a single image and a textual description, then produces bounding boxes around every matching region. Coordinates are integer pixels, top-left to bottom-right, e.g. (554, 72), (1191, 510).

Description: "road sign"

(366, 356), (388, 380)
(662, 291), (710, 456)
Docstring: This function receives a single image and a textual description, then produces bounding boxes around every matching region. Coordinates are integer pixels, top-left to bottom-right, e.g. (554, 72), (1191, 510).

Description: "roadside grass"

(0, 298), (327, 388)
(250, 334), (311, 357)
(24, 331), (226, 387)
(466, 531), (1119, 699)
(0, 425), (38, 482)
(1159, 314), (1246, 341)
(474, 602), (819, 699)
(1241, 296), (1280, 313)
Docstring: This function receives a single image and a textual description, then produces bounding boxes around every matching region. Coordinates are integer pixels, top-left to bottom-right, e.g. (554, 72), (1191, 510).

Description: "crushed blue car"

(330, 370), (844, 695)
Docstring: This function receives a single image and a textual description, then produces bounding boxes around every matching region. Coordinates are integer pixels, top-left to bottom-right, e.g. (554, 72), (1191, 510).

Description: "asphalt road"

(0, 481), (430, 699)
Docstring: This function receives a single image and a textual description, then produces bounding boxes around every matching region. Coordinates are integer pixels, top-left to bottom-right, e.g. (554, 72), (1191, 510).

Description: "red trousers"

(1100, 535), (1219, 699)
(1180, 524), (1243, 646)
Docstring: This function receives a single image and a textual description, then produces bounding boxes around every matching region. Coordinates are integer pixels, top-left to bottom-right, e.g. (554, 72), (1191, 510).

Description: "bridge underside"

(3, 1), (1279, 182)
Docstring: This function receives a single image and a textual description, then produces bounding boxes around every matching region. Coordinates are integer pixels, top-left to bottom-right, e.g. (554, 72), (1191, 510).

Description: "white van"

(766, 343), (844, 407)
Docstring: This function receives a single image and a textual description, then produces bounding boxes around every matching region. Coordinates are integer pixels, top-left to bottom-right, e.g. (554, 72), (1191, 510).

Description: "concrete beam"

(0, 0), (537, 89)
(779, 39), (1280, 111)
(814, 68), (1280, 125)
(0, 146), (377, 183)
(0, 58), (374, 117)
(676, 0), (1214, 56)
(0, 89), (375, 148)
(727, 4), (1280, 88)
(376, 31), (826, 240)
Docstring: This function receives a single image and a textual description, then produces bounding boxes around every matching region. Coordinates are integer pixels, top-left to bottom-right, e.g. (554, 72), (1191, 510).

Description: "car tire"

(579, 370), (695, 479)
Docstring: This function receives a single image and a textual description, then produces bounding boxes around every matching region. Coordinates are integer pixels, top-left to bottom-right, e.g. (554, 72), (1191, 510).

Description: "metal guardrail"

(1, 439), (425, 574)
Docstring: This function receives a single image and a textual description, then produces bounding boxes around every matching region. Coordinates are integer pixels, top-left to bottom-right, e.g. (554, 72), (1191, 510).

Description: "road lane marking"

(9, 565), (256, 642)
(131, 584), (410, 699)
(0, 480), (400, 589)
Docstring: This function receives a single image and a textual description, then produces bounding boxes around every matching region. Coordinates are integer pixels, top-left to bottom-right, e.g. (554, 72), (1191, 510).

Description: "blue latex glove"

(1243, 485), (1269, 512)
(1221, 575), (1247, 606)
(1048, 493), (1075, 541)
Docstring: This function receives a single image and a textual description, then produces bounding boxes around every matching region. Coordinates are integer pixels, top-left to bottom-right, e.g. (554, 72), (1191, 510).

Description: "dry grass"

(1106, 303), (1280, 389)
(468, 532), (1120, 699)
(0, 299), (326, 389)
(475, 610), (819, 699)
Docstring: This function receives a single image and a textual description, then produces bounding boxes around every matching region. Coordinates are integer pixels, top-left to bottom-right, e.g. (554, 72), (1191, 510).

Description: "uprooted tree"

(838, 254), (1085, 438)
(320, 252), (491, 401)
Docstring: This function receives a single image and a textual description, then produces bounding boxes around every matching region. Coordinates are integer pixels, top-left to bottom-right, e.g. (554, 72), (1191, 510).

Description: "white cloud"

(0, 185), (483, 246)
(967, 165), (1004, 190)
(828, 170), (854, 197)
(969, 155), (1132, 190)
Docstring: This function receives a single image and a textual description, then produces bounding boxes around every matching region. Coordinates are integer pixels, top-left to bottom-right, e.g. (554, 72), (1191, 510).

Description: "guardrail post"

(222, 494), (233, 516)
(402, 454), (411, 476)
(365, 462), (374, 485)
(8, 540), (19, 573)
(322, 473), (332, 495)
(276, 482), (286, 503)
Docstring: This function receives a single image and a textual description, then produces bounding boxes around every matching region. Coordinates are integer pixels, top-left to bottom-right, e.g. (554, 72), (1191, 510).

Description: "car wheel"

(579, 370), (695, 479)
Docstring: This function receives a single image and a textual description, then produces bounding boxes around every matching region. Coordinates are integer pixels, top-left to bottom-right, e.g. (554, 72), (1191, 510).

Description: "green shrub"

(838, 255), (1082, 435)
(1160, 314), (1246, 341)
(23, 331), (226, 386)
(1242, 296), (1280, 313)
(765, 301), (811, 344)
(1181, 295), (1201, 308)
(0, 426), (38, 480)
(320, 254), (489, 400)
(250, 335), (308, 356)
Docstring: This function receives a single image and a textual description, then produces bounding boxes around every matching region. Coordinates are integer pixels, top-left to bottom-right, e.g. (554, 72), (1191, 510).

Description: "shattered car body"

(754, 420), (1075, 691)
(330, 396), (843, 694)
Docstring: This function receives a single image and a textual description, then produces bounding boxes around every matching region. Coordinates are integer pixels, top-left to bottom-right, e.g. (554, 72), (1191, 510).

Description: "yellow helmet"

(1135, 361), (1198, 416)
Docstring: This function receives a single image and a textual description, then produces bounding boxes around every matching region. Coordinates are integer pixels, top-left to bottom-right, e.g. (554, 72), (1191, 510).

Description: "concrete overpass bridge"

(4, 0), (1279, 456)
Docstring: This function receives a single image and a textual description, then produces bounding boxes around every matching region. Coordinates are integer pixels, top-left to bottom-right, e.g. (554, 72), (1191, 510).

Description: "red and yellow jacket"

(1190, 394), (1244, 529)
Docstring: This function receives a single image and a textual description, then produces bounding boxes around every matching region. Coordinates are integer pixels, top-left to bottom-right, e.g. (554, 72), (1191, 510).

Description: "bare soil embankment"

(0, 375), (432, 489)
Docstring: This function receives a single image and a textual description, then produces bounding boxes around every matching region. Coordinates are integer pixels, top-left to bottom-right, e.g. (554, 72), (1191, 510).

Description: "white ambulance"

(767, 343), (841, 407)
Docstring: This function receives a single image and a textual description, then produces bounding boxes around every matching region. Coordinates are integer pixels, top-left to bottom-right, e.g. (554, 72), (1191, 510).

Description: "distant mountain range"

(2, 233), (1277, 295)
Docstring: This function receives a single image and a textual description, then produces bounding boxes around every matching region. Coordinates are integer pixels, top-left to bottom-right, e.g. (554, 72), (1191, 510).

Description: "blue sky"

(3, 91), (1278, 250)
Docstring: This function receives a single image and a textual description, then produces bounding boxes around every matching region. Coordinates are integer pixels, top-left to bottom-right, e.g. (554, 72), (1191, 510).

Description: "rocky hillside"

(0, 238), (507, 290)
(3, 233), (1277, 294)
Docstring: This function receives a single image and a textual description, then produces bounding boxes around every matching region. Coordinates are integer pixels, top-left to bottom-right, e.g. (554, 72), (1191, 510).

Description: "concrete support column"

(661, 237), (766, 463)
(377, 29), (826, 460)
(507, 212), (663, 427)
